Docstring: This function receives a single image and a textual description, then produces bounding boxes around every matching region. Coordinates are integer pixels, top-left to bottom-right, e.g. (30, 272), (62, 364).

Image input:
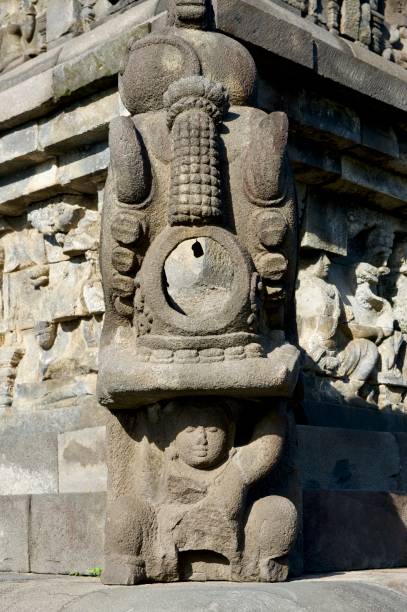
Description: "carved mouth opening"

(163, 237), (234, 317)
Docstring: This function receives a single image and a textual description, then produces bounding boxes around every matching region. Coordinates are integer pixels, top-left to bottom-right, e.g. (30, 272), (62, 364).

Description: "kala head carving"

(98, 0), (300, 585)
(98, 0), (299, 407)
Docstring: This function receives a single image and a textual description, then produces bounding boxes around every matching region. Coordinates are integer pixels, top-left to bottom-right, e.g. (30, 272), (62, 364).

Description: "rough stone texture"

(58, 426), (107, 493)
(218, 0), (407, 112)
(298, 426), (400, 491)
(303, 491), (407, 572)
(0, 496), (30, 572)
(1, 572), (407, 612)
(296, 202), (407, 413)
(97, 0), (302, 585)
(0, 0), (405, 585)
(0, 431), (58, 495)
(30, 492), (106, 575)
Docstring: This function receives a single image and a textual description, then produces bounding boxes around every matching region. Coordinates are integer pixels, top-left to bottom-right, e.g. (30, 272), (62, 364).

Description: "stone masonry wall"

(0, 0), (406, 575)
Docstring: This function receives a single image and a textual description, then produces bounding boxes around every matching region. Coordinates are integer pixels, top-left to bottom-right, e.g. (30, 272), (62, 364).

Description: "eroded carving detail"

(98, 0), (300, 585)
(297, 200), (407, 412)
(103, 398), (298, 584)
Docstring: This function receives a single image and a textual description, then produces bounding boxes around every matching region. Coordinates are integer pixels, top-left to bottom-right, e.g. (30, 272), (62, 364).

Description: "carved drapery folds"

(98, 0), (300, 585)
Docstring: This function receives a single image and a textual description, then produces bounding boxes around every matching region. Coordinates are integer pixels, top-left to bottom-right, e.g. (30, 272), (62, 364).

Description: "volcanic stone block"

(30, 492), (106, 574)
(0, 495), (30, 572)
(298, 426), (400, 491)
(301, 191), (347, 256)
(303, 491), (407, 573)
(38, 91), (119, 153)
(0, 69), (54, 131)
(395, 433), (407, 492)
(0, 431), (58, 495)
(46, 0), (81, 45)
(58, 426), (107, 493)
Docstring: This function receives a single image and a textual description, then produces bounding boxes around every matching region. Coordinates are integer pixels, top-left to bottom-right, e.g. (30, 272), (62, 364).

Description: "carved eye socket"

(208, 427), (219, 433)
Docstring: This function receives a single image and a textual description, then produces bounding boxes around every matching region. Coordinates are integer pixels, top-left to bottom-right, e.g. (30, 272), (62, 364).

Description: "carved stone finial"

(98, 0), (300, 585)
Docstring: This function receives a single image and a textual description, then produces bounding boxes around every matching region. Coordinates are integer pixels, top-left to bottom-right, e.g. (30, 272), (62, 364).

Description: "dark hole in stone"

(192, 239), (204, 258)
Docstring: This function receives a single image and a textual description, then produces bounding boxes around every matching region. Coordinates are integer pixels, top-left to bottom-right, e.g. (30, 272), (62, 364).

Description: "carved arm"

(233, 408), (285, 486)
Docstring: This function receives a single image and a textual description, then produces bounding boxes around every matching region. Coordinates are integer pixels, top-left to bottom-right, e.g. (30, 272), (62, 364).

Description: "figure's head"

(303, 252), (331, 280)
(366, 228), (394, 269)
(355, 262), (380, 285)
(35, 320), (57, 350)
(165, 398), (235, 469)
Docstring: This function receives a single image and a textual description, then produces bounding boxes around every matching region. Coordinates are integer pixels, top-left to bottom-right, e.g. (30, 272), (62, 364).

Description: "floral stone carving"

(98, 0), (300, 584)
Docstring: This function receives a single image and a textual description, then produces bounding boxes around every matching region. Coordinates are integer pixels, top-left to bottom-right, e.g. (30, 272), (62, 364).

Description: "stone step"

(1, 570), (407, 611)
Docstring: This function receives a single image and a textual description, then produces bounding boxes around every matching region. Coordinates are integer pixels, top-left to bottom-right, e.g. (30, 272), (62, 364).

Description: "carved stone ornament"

(98, 0), (300, 585)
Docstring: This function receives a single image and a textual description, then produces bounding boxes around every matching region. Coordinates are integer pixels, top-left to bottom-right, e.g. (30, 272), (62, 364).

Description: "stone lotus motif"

(98, 0), (300, 585)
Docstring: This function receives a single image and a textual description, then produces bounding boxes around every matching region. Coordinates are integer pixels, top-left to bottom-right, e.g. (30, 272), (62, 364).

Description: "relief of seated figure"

(0, 1), (45, 74)
(103, 398), (297, 585)
(296, 251), (379, 403)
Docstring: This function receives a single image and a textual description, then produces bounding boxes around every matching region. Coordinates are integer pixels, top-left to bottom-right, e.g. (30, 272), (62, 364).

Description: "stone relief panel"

(297, 189), (407, 413)
(0, 0), (47, 73)
(0, 0), (142, 73)
(0, 194), (104, 413)
(282, 0), (406, 66)
(0, 1), (405, 76)
(98, 0), (300, 585)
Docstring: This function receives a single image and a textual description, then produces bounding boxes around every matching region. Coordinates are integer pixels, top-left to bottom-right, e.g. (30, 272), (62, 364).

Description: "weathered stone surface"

(52, 22), (150, 101)
(219, 0), (407, 112)
(46, 0), (81, 45)
(301, 190), (347, 255)
(58, 426), (107, 493)
(298, 426), (400, 491)
(0, 122), (43, 176)
(0, 68), (54, 130)
(395, 433), (407, 491)
(39, 90), (119, 153)
(0, 397), (107, 436)
(98, 0), (301, 585)
(303, 491), (407, 572)
(0, 430), (58, 495)
(30, 492), (106, 574)
(0, 495), (30, 572)
(2, 572), (407, 612)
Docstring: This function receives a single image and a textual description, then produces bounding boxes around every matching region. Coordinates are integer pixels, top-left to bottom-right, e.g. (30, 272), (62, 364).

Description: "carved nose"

(196, 426), (207, 445)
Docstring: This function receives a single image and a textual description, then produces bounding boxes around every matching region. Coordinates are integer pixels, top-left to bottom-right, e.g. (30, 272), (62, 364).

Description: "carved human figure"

(296, 252), (379, 401)
(349, 261), (400, 376)
(98, 0), (300, 585)
(0, 0), (45, 73)
(350, 226), (404, 382)
(103, 399), (297, 584)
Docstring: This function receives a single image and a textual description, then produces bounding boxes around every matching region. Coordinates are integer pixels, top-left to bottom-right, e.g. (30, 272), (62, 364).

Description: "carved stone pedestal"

(97, 0), (300, 584)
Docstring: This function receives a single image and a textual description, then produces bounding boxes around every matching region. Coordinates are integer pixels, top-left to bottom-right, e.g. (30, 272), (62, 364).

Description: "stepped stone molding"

(0, 0), (405, 584)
